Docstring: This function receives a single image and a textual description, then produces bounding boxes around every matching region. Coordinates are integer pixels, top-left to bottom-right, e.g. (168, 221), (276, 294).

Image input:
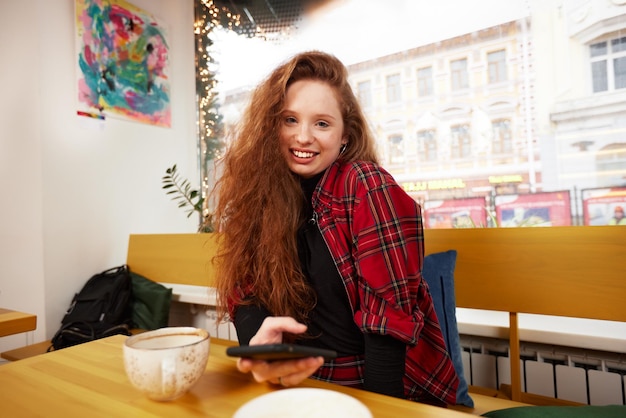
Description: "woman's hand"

(236, 316), (324, 386)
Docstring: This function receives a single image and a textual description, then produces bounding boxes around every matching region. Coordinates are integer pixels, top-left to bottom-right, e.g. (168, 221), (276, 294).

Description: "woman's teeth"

(293, 150), (315, 158)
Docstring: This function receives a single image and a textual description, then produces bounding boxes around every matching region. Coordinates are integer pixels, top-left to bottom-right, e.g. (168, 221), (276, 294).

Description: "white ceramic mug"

(123, 327), (210, 401)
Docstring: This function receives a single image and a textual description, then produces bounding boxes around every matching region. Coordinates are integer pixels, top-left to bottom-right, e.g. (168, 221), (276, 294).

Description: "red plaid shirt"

(310, 160), (459, 405)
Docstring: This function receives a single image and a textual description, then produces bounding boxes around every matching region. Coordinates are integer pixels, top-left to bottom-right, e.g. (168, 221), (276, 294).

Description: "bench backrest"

(424, 226), (625, 323)
(126, 233), (218, 286)
(127, 227), (625, 322)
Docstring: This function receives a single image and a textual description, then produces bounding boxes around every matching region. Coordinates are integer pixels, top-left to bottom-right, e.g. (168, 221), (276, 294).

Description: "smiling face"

(279, 79), (347, 178)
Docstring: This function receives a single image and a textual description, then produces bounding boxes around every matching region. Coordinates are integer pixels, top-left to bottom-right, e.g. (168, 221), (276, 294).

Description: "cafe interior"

(1, 0), (625, 416)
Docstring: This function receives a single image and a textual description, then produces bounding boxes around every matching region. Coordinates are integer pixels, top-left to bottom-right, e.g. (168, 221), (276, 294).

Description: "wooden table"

(0, 335), (477, 417)
(0, 308), (36, 337)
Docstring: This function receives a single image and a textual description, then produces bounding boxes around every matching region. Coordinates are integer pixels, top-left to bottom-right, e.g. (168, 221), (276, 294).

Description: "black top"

(296, 173), (363, 355)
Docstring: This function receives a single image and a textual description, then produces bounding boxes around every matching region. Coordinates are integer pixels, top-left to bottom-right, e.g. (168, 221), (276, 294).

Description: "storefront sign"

(423, 197), (488, 228)
(488, 175), (523, 184)
(494, 191), (572, 227)
(581, 187), (626, 226)
(402, 179), (466, 192)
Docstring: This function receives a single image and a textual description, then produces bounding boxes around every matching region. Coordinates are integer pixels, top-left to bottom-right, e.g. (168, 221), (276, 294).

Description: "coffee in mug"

(123, 327), (210, 401)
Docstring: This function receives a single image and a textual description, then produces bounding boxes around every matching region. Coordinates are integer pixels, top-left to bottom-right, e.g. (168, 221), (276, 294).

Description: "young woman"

(213, 51), (459, 406)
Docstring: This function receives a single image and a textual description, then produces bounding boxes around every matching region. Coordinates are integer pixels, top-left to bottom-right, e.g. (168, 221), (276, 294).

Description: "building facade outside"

(219, 0), (626, 227)
(544, 0), (626, 225)
(347, 19), (536, 214)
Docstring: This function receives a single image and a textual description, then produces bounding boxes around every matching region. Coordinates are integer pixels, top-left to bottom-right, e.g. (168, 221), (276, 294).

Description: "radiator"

(172, 303), (626, 405)
(459, 335), (626, 405)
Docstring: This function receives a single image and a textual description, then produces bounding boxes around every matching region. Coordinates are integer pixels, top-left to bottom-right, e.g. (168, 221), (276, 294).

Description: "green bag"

(129, 271), (172, 330)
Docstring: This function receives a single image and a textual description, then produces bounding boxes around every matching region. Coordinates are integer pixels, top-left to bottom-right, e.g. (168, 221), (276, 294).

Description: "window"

(418, 129), (437, 161)
(207, 1), (626, 228)
(590, 36), (626, 93)
(450, 124), (471, 158)
(451, 58), (468, 90)
(417, 66), (433, 96)
(386, 73), (401, 103)
(487, 50), (507, 83)
(388, 134), (404, 164)
(492, 119), (512, 153)
(596, 143), (626, 172)
(357, 80), (372, 108)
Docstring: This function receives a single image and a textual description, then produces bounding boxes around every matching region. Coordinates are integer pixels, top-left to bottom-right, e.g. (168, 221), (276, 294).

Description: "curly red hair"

(212, 51), (379, 322)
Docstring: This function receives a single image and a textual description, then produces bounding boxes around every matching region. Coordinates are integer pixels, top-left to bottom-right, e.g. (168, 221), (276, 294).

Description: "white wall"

(0, 0), (198, 352)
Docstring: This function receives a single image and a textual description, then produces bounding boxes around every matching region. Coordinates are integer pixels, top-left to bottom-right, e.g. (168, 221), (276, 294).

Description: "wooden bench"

(424, 226), (625, 408)
(4, 228), (623, 415)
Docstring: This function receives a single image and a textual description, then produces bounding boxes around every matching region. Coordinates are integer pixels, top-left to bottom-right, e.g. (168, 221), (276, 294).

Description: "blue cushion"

(422, 250), (474, 407)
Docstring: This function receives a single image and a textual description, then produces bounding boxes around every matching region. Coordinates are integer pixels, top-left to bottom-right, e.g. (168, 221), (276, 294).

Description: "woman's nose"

(296, 125), (313, 143)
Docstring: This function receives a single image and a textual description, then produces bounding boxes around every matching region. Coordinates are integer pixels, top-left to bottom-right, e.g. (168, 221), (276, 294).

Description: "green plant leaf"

(162, 164), (214, 232)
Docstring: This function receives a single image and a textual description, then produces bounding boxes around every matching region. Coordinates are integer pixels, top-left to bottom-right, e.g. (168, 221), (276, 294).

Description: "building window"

(451, 58), (469, 90)
(450, 124), (471, 158)
(417, 66), (433, 96)
(388, 134), (404, 164)
(357, 80), (372, 108)
(596, 143), (626, 172)
(487, 49), (507, 83)
(590, 36), (626, 93)
(418, 129), (437, 161)
(386, 73), (401, 103)
(492, 119), (512, 153)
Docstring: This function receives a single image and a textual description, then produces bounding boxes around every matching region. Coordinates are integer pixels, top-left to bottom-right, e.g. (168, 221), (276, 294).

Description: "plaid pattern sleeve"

(314, 161), (459, 405)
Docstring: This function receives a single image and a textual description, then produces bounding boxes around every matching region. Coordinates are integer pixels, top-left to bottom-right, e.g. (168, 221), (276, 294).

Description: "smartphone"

(226, 344), (337, 361)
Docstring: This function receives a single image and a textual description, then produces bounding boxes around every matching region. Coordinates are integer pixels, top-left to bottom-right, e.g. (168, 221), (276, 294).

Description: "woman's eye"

(285, 116), (297, 124)
(317, 121), (329, 128)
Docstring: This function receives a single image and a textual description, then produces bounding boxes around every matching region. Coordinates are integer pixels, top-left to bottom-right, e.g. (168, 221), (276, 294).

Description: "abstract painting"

(75, 0), (171, 127)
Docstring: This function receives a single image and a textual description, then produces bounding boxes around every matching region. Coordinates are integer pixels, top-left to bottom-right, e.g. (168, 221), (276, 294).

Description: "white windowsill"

(160, 284), (626, 354)
(160, 283), (217, 306)
(457, 308), (626, 354)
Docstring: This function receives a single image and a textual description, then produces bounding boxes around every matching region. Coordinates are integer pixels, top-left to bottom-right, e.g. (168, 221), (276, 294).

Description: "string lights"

(194, 0), (241, 165)
(194, 1), (305, 224)
(194, 0), (304, 167)
(194, 0), (242, 229)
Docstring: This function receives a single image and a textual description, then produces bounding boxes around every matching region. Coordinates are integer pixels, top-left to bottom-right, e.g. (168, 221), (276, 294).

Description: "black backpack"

(49, 265), (133, 351)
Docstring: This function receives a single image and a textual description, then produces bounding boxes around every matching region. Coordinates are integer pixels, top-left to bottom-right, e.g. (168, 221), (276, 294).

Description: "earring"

(340, 143), (347, 154)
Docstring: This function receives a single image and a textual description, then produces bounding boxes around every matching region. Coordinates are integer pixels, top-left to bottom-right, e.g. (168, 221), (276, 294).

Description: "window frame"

(417, 66), (434, 97)
(487, 49), (507, 84)
(418, 129), (437, 162)
(385, 73), (402, 103)
(492, 118), (512, 154)
(450, 123), (471, 158)
(590, 35), (626, 93)
(450, 58), (469, 91)
(357, 79), (373, 108)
